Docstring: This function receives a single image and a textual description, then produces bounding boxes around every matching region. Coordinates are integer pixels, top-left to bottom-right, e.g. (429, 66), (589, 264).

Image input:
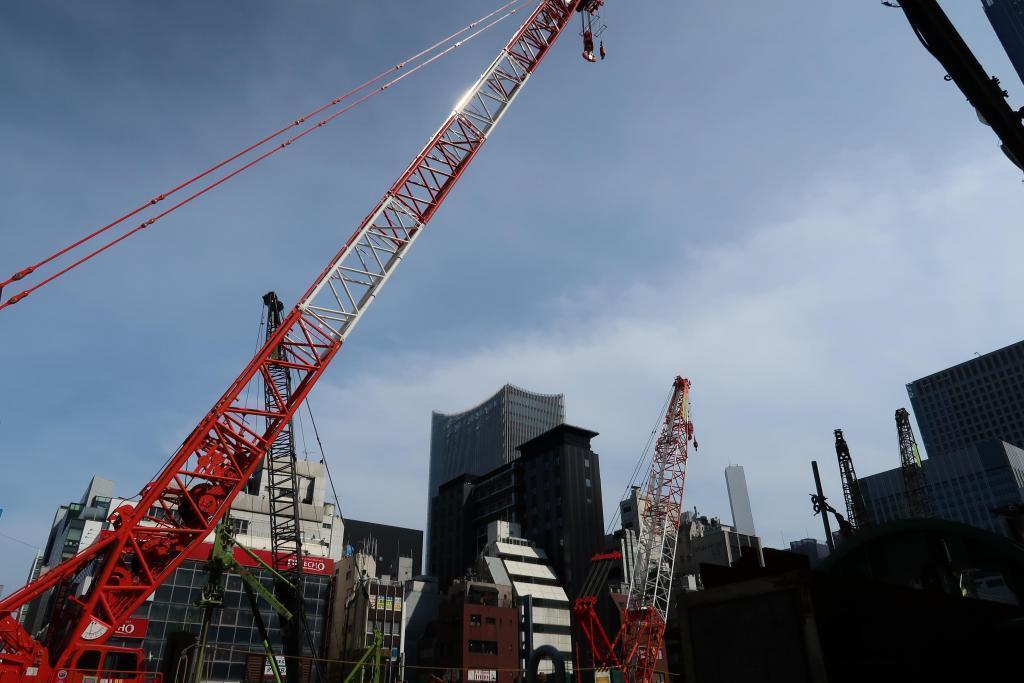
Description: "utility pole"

(810, 461), (835, 552)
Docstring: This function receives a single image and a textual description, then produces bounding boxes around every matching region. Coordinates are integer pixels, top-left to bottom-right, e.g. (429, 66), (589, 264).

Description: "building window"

(470, 613), (482, 626)
(229, 518), (249, 535)
(469, 640), (499, 655)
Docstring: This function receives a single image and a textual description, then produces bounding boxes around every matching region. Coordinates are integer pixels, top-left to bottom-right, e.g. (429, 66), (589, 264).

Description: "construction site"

(2, 1), (1024, 683)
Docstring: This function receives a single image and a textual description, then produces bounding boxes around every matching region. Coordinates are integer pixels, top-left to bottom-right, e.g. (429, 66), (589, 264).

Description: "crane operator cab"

(577, 0), (606, 62)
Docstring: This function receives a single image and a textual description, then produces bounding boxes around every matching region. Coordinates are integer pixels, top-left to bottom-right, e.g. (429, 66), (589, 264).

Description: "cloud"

(310, 149), (1024, 550)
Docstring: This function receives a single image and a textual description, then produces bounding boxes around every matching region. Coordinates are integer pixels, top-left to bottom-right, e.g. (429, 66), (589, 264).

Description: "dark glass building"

(858, 439), (1024, 536)
(983, 0), (1024, 86)
(906, 338), (1024, 458)
(106, 544), (334, 680)
(429, 424), (606, 600)
(426, 384), (565, 564)
(341, 518), (423, 579)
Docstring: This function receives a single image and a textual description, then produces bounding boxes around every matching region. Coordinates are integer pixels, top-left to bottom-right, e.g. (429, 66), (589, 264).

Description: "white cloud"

(294, 150), (1024, 553)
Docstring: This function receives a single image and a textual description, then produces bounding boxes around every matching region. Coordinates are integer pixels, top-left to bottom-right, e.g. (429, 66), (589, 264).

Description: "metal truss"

(623, 376), (693, 683)
(0, 0), (581, 667)
(896, 408), (931, 519)
(835, 428), (871, 530)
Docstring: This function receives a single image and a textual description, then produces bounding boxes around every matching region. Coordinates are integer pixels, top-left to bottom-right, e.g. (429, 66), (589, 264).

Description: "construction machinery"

(810, 460), (852, 553)
(0, 2), (607, 679)
(574, 376), (695, 683)
(260, 291), (320, 683)
(891, 0), (1024, 172)
(834, 429), (871, 531)
(192, 522), (294, 683)
(896, 408), (931, 519)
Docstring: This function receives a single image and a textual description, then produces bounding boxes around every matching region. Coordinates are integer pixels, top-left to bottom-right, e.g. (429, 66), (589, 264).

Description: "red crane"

(574, 376), (695, 683)
(0, 2), (603, 679)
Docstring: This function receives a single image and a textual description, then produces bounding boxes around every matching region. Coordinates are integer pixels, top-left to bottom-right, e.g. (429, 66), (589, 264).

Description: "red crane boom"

(0, 1), (591, 677)
(574, 376), (695, 683)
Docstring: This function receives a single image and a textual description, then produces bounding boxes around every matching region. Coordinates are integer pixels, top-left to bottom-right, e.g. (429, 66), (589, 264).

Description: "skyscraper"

(983, 0), (1024, 86)
(429, 423), (605, 600)
(906, 338), (1024, 458)
(724, 465), (756, 536)
(426, 384), (565, 562)
(858, 439), (1024, 537)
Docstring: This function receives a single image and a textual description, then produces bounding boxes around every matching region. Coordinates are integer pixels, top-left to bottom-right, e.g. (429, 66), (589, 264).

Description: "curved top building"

(428, 384), (565, 496)
(427, 384), (565, 559)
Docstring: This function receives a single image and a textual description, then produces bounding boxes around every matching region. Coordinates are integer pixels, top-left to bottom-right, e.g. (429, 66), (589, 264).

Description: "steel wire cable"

(0, 0), (530, 313)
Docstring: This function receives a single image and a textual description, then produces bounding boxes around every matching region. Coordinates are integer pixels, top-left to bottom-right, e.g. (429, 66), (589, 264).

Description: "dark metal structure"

(893, 0), (1024, 171)
(262, 291), (311, 683)
(834, 429), (871, 531)
(895, 408), (931, 519)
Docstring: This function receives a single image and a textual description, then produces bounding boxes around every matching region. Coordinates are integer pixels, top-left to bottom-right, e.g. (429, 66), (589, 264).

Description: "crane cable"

(604, 386), (674, 535)
(0, 0), (531, 313)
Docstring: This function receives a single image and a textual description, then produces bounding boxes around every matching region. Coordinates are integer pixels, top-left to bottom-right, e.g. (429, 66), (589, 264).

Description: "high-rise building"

(983, 0), (1024, 86)
(724, 465), (756, 536)
(429, 423), (605, 599)
(858, 439), (1024, 536)
(342, 518), (423, 579)
(427, 384), (565, 562)
(20, 476), (114, 635)
(906, 339), (1024, 458)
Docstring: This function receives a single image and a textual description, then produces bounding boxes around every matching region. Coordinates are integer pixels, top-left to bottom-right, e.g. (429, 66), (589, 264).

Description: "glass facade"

(858, 439), (1024, 536)
(108, 559), (332, 680)
(984, 0), (1024, 87)
(907, 339), (1024, 458)
(427, 385), (564, 567)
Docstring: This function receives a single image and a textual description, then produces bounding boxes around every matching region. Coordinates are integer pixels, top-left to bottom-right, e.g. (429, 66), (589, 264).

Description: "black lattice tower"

(895, 408), (931, 519)
(834, 429), (871, 530)
(262, 291), (309, 682)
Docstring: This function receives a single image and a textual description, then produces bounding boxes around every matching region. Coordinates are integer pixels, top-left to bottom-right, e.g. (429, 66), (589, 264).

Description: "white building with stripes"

(478, 521), (573, 672)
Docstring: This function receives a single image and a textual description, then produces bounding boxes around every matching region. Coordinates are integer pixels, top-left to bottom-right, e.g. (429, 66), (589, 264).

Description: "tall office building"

(858, 439), (1024, 537)
(426, 384), (565, 562)
(906, 339), (1024, 457)
(430, 423), (605, 600)
(983, 0), (1024, 86)
(724, 465), (756, 536)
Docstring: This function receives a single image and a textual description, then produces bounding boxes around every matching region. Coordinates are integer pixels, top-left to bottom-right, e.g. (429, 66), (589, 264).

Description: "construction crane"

(895, 407), (931, 518)
(834, 429), (871, 531)
(890, 0), (1024, 172)
(0, 2), (604, 679)
(192, 521), (294, 683)
(574, 376), (695, 683)
(261, 291), (317, 683)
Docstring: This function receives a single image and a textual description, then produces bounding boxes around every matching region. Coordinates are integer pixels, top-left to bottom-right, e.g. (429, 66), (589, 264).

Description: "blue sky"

(2, 1), (1024, 594)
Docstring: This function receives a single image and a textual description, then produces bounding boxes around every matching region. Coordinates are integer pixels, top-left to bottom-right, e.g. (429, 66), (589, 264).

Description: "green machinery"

(191, 522), (383, 683)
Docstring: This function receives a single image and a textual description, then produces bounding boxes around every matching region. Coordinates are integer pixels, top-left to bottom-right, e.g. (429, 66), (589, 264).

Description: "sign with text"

(114, 618), (149, 639)
(187, 544), (334, 576)
(468, 671), (496, 682)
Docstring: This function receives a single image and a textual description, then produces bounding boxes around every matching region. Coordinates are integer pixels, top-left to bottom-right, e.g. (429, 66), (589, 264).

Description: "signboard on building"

(468, 671), (496, 682)
(114, 618), (149, 639)
(263, 656), (286, 676)
(187, 543), (334, 576)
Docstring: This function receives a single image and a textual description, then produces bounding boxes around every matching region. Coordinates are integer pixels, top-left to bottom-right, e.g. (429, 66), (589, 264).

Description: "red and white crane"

(0, 1), (604, 679)
(575, 376), (695, 683)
